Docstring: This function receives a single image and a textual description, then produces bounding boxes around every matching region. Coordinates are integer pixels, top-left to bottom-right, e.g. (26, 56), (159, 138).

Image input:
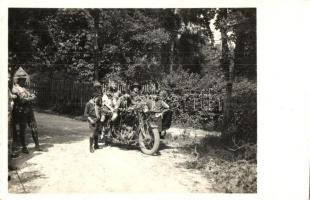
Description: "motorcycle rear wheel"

(139, 126), (160, 155)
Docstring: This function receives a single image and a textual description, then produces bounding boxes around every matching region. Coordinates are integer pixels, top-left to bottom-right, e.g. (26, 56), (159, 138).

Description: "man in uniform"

(12, 67), (43, 154)
(8, 73), (18, 175)
(84, 81), (102, 153)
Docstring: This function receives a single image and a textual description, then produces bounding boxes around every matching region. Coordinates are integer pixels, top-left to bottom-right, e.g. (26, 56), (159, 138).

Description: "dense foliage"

(161, 68), (256, 144)
(9, 8), (257, 148)
(9, 8), (216, 82)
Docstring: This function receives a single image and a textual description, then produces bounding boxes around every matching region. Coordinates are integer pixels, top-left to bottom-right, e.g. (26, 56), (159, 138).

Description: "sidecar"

(149, 109), (172, 139)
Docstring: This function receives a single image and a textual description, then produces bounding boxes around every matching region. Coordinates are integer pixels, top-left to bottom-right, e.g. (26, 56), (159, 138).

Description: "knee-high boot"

(19, 124), (29, 154)
(94, 135), (99, 149)
(31, 128), (43, 151)
(89, 137), (94, 153)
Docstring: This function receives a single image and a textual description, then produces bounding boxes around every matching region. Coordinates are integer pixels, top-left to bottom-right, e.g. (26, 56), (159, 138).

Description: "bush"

(226, 79), (257, 143)
(160, 68), (202, 93)
(160, 68), (226, 130)
(162, 71), (257, 144)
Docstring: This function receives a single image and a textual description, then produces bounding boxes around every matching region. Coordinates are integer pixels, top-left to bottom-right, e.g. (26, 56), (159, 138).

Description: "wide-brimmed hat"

(130, 82), (141, 91)
(13, 67), (31, 85)
(13, 67), (29, 79)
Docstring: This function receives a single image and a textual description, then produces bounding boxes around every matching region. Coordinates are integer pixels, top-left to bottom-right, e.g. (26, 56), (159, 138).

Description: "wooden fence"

(30, 79), (223, 115)
(31, 80), (90, 113)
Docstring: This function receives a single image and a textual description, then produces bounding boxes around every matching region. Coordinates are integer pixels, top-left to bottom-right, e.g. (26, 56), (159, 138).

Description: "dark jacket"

(84, 97), (101, 121)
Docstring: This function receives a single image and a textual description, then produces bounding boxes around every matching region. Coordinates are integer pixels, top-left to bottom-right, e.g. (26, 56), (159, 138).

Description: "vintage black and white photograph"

(7, 8), (257, 193)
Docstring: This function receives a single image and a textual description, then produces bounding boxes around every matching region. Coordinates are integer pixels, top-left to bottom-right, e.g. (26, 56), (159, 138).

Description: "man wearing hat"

(129, 82), (143, 104)
(8, 72), (18, 174)
(12, 67), (43, 154)
(84, 81), (102, 153)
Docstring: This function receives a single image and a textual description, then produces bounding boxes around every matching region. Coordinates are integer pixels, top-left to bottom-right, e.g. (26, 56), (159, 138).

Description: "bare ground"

(9, 112), (214, 193)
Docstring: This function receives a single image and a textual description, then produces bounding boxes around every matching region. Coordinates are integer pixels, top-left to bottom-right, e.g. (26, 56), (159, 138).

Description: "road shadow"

(10, 112), (89, 179)
(9, 168), (47, 193)
(98, 141), (141, 153)
(159, 141), (178, 151)
(97, 140), (173, 156)
(20, 112), (89, 148)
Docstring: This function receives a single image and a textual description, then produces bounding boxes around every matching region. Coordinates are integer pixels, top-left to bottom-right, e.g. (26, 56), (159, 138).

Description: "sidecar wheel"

(139, 127), (160, 155)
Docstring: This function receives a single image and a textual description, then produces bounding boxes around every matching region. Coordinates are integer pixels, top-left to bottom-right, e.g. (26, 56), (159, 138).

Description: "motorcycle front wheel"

(138, 125), (160, 155)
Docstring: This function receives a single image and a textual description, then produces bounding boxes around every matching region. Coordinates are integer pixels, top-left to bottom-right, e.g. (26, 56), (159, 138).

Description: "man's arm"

(12, 87), (36, 103)
(94, 97), (101, 119)
(24, 93), (36, 102)
(161, 100), (170, 109)
(84, 102), (91, 118)
(84, 102), (97, 124)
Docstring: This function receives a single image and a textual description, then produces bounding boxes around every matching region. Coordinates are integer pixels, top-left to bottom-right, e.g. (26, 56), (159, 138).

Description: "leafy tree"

(9, 9), (172, 82)
(9, 8), (57, 75)
(97, 9), (170, 83)
(213, 8), (256, 140)
(214, 8), (256, 80)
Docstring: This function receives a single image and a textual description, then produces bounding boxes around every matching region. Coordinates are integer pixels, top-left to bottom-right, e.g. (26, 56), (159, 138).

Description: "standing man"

(8, 73), (18, 173)
(84, 81), (102, 153)
(12, 67), (42, 154)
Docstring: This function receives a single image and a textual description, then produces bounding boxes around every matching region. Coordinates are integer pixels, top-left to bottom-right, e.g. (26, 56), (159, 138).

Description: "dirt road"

(9, 112), (213, 193)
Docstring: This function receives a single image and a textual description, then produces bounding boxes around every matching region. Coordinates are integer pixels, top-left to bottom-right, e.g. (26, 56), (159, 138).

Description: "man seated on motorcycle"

(84, 81), (102, 153)
(127, 82), (150, 112)
(101, 81), (121, 134)
(117, 89), (131, 109)
(129, 82), (142, 104)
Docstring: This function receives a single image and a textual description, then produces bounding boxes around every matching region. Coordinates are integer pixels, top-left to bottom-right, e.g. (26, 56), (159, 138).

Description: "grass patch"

(172, 134), (257, 193)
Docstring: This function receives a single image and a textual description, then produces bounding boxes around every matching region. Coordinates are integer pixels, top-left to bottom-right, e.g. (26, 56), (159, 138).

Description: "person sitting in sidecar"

(151, 90), (172, 139)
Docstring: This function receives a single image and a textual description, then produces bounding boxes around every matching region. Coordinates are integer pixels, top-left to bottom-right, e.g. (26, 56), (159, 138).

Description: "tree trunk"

(92, 9), (99, 81)
(224, 57), (234, 127)
(169, 8), (179, 73)
(221, 28), (231, 132)
(169, 40), (175, 73)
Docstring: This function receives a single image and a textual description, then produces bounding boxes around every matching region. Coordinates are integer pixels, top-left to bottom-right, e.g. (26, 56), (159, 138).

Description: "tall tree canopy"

(9, 8), (256, 83)
(9, 8), (218, 82)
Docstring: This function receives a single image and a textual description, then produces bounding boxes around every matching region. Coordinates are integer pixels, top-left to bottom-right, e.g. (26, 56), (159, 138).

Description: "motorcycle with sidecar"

(100, 103), (167, 155)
